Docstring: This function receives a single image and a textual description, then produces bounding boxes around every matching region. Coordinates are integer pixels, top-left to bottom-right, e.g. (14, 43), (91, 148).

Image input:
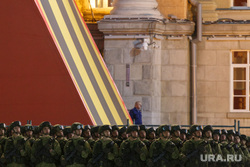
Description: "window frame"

(231, 0), (250, 8)
(230, 50), (250, 112)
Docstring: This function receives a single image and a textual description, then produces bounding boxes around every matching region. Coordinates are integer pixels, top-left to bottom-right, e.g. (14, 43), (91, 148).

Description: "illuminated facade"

(77, 0), (250, 134)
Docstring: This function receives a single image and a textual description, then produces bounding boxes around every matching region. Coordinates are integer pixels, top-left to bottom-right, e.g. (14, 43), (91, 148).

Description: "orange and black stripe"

(35, 0), (132, 125)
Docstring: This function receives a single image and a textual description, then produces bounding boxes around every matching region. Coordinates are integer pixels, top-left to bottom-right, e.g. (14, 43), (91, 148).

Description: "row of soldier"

(0, 121), (250, 167)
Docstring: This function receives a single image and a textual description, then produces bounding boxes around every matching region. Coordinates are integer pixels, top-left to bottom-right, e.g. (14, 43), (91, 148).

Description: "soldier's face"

(26, 130), (33, 138)
(75, 129), (82, 136)
(56, 130), (64, 137)
(121, 132), (128, 139)
(112, 130), (118, 138)
(103, 130), (111, 137)
(174, 130), (180, 137)
(139, 130), (146, 139)
(83, 129), (91, 138)
(180, 133), (186, 141)
(12, 126), (21, 134)
(213, 134), (220, 141)
(234, 136), (240, 144)
(220, 134), (226, 141)
(148, 132), (155, 140)
(194, 130), (202, 138)
(205, 131), (212, 138)
(162, 131), (170, 138)
(131, 131), (138, 138)
(228, 134), (234, 142)
(0, 128), (5, 136)
(42, 127), (50, 135)
(241, 140), (246, 146)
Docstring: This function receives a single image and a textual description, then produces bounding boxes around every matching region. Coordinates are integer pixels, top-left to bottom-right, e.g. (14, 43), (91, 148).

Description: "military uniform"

(138, 125), (151, 150)
(148, 125), (180, 167)
(62, 122), (91, 167)
(31, 121), (61, 167)
(3, 121), (27, 167)
(240, 135), (250, 166)
(89, 125), (119, 167)
(0, 123), (7, 163)
(119, 125), (148, 167)
(232, 132), (245, 167)
(210, 129), (223, 167)
(181, 125), (212, 167)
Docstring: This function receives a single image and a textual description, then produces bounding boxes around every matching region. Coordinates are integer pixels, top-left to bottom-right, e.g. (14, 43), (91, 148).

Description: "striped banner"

(35, 0), (132, 125)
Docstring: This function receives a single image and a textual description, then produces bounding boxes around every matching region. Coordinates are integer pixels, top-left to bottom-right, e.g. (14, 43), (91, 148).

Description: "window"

(232, 0), (250, 7)
(90, 0), (114, 8)
(234, 0), (247, 6)
(231, 51), (250, 111)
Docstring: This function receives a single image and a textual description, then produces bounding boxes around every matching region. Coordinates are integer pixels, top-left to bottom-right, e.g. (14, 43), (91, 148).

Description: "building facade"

(78, 0), (250, 134)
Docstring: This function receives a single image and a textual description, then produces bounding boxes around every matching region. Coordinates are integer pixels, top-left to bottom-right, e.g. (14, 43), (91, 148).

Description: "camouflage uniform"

(83, 125), (96, 150)
(111, 125), (122, 148)
(232, 132), (245, 167)
(23, 124), (35, 167)
(3, 121), (27, 167)
(31, 121), (61, 167)
(89, 125), (119, 167)
(148, 125), (180, 167)
(210, 129), (223, 167)
(119, 125), (148, 167)
(240, 134), (250, 166)
(63, 123), (91, 167)
(138, 125), (151, 150)
(0, 123), (7, 164)
(181, 125), (212, 167)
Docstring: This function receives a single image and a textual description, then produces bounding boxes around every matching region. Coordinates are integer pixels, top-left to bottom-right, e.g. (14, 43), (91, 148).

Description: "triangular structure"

(0, 0), (132, 125)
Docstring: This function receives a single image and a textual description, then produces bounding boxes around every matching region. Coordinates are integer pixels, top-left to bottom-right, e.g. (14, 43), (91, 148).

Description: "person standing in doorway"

(129, 101), (142, 125)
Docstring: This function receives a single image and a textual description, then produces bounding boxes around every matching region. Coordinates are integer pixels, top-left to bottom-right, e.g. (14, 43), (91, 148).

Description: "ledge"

(203, 23), (250, 35)
(98, 20), (195, 36)
(227, 112), (250, 119)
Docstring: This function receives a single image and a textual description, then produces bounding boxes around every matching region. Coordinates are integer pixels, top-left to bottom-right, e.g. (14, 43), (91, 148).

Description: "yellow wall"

(214, 0), (231, 8)
(157, 0), (188, 19)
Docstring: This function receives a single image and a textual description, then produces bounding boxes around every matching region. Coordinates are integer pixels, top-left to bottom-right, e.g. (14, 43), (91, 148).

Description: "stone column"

(105, 0), (163, 19)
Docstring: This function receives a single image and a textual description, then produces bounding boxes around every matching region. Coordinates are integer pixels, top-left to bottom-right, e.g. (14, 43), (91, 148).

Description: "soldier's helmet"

(227, 130), (235, 136)
(221, 129), (228, 135)
(98, 125), (112, 134)
(111, 125), (119, 132)
(63, 126), (72, 136)
(158, 125), (171, 134)
(139, 125), (147, 132)
(189, 125), (203, 134)
(83, 125), (91, 132)
(240, 134), (247, 141)
(53, 124), (64, 133)
(234, 131), (240, 137)
(171, 125), (181, 134)
(146, 127), (155, 135)
(212, 129), (221, 135)
(119, 126), (127, 134)
(0, 123), (7, 131)
(71, 122), (83, 131)
(24, 124), (34, 132)
(126, 125), (139, 134)
(180, 129), (188, 135)
(203, 125), (213, 133)
(91, 126), (99, 134)
(9, 121), (21, 131)
(39, 121), (52, 132)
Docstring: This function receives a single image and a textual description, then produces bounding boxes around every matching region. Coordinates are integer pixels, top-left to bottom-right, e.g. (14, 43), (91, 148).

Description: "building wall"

(157, 0), (188, 19)
(197, 35), (250, 135)
(160, 38), (190, 125)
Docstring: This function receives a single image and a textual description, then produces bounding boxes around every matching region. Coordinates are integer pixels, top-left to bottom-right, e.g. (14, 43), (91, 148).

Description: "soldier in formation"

(0, 121), (250, 167)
